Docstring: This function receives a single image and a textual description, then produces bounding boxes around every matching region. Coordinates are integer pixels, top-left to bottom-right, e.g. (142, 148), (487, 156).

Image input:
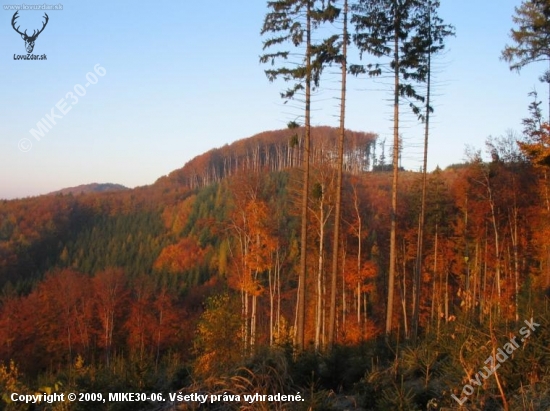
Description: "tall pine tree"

(410, 0), (454, 341)
(328, 0), (349, 351)
(352, 0), (426, 336)
(261, 0), (336, 350)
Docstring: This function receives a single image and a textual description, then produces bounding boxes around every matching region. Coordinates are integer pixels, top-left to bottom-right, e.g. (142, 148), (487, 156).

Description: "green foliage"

(527, 89), (545, 130)
(260, 0), (341, 98)
(311, 182), (323, 200)
(377, 379), (419, 411)
(352, 0), (453, 117)
(193, 293), (243, 379)
(320, 344), (377, 392)
(287, 121), (300, 129)
(0, 361), (29, 411)
(183, 182), (229, 245)
(502, 0), (550, 72)
(63, 211), (168, 276)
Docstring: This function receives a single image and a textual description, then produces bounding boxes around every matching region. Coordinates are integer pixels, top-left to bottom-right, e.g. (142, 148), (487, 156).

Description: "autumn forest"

(3, 0), (550, 410)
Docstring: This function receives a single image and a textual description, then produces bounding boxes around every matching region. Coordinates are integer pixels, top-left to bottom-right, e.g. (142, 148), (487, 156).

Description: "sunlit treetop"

(502, 0), (550, 71)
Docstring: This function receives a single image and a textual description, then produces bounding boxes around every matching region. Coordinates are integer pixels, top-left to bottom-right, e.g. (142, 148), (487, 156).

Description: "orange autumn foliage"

(154, 238), (206, 274)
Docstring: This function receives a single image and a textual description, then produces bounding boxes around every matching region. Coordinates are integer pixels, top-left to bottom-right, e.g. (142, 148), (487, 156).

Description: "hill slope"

(48, 183), (129, 196)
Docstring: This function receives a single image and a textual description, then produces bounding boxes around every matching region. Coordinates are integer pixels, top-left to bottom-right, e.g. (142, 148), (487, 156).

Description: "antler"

(11, 11), (49, 39)
(11, 11), (26, 37)
(30, 13), (49, 39)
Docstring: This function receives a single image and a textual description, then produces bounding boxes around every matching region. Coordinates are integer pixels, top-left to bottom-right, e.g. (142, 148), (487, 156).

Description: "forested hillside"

(2, 124), (550, 410)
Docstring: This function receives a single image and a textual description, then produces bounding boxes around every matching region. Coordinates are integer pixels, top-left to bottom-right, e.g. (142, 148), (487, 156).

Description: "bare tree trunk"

(434, 225), (440, 339)
(156, 300), (163, 371)
(315, 192), (325, 351)
(342, 245), (347, 335)
(481, 226), (488, 323)
(464, 204), (470, 315)
(487, 184), (502, 314)
(490, 321), (510, 411)
(401, 241), (408, 338)
(296, 2), (312, 351)
(350, 183), (363, 328)
(276, 250), (282, 341)
(294, 276), (300, 344)
(356, 209), (362, 327)
(269, 267), (274, 346)
(444, 269), (449, 323)
(244, 291), (249, 353)
(251, 293), (257, 349)
(473, 241), (479, 320)
(329, 0), (348, 351)
(386, 19), (400, 337)
(412, 3), (432, 340)
(508, 198), (520, 321)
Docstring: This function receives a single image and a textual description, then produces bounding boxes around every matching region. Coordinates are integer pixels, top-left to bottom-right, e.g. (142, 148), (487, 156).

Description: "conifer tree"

(410, 0), (454, 341)
(351, 0), (426, 336)
(261, 0), (337, 350)
(502, 0), (550, 115)
(328, 0), (349, 351)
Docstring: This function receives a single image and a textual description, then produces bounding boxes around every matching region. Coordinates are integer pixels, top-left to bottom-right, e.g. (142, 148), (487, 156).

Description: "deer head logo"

(11, 11), (49, 53)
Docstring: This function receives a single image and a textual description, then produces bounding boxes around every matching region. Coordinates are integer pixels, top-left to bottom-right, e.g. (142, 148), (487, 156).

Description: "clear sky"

(0, 0), (548, 200)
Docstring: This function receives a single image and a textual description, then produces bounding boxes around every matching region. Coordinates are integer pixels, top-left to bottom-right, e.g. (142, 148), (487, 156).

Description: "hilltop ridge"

(155, 126), (377, 190)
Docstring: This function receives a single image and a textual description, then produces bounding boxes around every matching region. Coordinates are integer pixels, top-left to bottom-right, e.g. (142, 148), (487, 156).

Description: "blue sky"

(0, 0), (547, 199)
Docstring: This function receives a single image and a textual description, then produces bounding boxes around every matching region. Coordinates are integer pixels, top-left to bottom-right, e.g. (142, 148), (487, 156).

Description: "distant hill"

(48, 183), (129, 196)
